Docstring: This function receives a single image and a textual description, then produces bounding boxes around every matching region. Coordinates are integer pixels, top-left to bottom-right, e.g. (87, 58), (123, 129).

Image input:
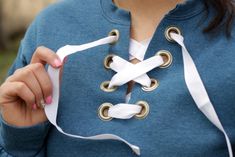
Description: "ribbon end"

(131, 146), (141, 156)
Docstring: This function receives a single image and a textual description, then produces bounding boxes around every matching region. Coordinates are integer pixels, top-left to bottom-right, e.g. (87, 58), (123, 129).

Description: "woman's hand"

(0, 46), (62, 127)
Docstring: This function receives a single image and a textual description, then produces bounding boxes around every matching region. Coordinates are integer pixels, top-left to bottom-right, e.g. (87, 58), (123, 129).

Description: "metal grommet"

(108, 29), (120, 44)
(100, 81), (118, 92)
(104, 54), (115, 69)
(142, 78), (159, 92)
(135, 101), (150, 119)
(98, 103), (113, 121)
(165, 26), (182, 42)
(156, 50), (173, 68)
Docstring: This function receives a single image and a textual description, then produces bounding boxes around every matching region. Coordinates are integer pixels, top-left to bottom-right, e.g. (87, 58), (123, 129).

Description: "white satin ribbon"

(44, 31), (232, 156)
(129, 39), (148, 61)
(108, 56), (151, 87)
(109, 55), (163, 88)
(170, 32), (233, 157)
(106, 39), (163, 120)
(108, 103), (142, 119)
(45, 36), (141, 155)
(103, 38), (164, 120)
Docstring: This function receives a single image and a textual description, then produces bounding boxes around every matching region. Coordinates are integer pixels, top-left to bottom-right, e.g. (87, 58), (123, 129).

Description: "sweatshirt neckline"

(100, 0), (206, 25)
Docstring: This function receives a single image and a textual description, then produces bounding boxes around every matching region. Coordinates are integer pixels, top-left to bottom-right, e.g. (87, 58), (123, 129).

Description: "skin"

(0, 46), (63, 127)
(114, 0), (184, 41)
(114, 0), (184, 93)
(0, 0), (184, 127)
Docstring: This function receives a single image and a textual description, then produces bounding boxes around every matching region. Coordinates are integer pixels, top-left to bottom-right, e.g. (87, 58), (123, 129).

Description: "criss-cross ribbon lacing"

(105, 38), (164, 119)
(45, 33), (233, 156)
(125, 39), (151, 103)
(107, 38), (163, 119)
(108, 55), (163, 88)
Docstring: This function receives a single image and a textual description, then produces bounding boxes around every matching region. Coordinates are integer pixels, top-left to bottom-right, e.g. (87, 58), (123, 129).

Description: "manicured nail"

(45, 96), (52, 104)
(63, 57), (68, 63)
(54, 59), (62, 67)
(32, 104), (37, 110)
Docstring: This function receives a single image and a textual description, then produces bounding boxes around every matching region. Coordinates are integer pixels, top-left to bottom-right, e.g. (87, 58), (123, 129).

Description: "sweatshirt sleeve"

(0, 117), (51, 157)
(0, 18), (51, 157)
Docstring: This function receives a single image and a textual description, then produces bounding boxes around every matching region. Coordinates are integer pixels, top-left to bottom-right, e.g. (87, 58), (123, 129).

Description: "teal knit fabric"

(1, 0), (234, 156)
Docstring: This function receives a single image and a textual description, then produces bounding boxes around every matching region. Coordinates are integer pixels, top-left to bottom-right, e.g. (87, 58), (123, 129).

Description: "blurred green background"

(0, 38), (21, 83)
(0, 0), (56, 83)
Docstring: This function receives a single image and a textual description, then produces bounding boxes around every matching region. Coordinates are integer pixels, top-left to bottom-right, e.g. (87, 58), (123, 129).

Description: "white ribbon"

(44, 32), (232, 156)
(45, 36), (141, 155)
(170, 33), (233, 157)
(108, 103), (142, 119)
(109, 55), (163, 88)
(102, 38), (164, 120)
(106, 38), (164, 120)
(129, 39), (148, 61)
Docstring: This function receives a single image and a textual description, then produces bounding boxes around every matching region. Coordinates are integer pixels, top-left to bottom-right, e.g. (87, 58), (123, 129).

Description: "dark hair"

(204, 0), (235, 37)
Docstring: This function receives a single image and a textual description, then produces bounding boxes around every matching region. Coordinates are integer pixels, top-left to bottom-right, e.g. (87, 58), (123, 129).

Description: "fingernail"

(54, 59), (62, 67)
(32, 104), (37, 110)
(63, 57), (68, 63)
(45, 96), (52, 104)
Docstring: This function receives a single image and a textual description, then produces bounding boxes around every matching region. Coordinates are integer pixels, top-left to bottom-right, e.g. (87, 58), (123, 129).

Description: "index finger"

(31, 46), (62, 68)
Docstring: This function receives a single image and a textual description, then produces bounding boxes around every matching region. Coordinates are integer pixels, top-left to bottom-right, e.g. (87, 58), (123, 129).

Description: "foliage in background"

(0, 36), (22, 83)
(0, 0), (56, 83)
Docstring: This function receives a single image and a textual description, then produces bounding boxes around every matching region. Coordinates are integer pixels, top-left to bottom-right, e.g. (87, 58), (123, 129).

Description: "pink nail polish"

(45, 96), (52, 104)
(63, 57), (68, 63)
(54, 59), (62, 67)
(33, 104), (37, 110)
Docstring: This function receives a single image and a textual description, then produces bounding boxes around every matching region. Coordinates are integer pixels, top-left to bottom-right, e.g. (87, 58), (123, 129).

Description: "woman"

(0, 0), (234, 156)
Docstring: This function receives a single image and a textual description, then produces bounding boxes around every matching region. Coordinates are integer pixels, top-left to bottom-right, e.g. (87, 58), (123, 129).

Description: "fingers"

(31, 46), (62, 68)
(2, 46), (63, 110)
(6, 63), (53, 108)
(7, 66), (43, 108)
(0, 82), (35, 108)
(29, 63), (53, 104)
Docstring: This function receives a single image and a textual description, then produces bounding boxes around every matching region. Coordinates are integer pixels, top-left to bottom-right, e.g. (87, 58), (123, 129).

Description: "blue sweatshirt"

(1, 0), (235, 156)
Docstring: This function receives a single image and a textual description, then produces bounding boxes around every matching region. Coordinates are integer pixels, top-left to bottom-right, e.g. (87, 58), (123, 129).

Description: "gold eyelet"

(156, 50), (173, 68)
(165, 26), (182, 42)
(104, 54), (115, 69)
(142, 78), (159, 92)
(108, 29), (120, 44)
(100, 81), (118, 92)
(135, 101), (150, 119)
(98, 103), (113, 121)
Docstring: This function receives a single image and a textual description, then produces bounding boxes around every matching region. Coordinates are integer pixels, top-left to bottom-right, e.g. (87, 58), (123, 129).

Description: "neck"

(114, 0), (184, 18)
(113, 0), (185, 41)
